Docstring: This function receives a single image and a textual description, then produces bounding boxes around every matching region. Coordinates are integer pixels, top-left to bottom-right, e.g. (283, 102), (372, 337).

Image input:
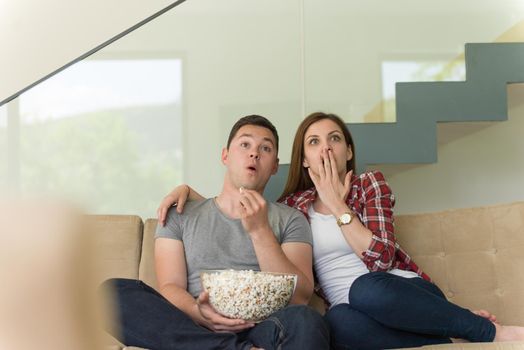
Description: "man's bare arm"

(155, 238), (254, 332)
(239, 190), (314, 304)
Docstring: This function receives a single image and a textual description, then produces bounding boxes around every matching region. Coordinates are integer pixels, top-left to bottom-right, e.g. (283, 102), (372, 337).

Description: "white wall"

(302, 0), (524, 122)
(2, 0), (524, 214)
(97, 0), (524, 197)
(100, 0), (305, 196)
(376, 84), (524, 214)
(0, 0), (177, 104)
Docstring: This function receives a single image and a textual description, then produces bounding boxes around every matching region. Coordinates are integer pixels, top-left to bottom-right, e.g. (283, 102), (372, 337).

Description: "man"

(103, 115), (330, 350)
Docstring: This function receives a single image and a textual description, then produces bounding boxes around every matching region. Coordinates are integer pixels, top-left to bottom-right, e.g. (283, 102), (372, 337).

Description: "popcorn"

(200, 270), (296, 322)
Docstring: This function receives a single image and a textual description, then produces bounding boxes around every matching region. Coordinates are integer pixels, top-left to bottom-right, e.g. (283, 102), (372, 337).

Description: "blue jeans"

(101, 278), (330, 350)
(325, 272), (496, 350)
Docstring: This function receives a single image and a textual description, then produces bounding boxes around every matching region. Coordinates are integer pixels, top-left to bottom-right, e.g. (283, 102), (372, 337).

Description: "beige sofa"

(92, 202), (524, 350)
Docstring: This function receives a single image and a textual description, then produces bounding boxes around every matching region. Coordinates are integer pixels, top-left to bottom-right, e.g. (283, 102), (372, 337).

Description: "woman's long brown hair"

(277, 112), (356, 202)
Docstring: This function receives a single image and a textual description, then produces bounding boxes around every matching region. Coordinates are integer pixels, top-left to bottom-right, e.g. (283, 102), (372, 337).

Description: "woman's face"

(302, 118), (352, 180)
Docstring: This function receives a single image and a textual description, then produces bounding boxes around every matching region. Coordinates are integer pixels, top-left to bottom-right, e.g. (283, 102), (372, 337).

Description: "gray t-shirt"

(155, 198), (312, 297)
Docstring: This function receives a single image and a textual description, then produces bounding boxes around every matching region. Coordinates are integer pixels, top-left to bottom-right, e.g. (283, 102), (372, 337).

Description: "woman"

(158, 112), (524, 349)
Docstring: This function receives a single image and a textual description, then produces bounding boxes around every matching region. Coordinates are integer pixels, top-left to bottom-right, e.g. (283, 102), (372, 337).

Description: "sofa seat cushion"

(400, 341), (524, 349)
(395, 202), (524, 326)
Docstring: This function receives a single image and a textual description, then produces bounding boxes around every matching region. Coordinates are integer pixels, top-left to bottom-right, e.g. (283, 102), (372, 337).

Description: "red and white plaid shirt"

(279, 170), (430, 282)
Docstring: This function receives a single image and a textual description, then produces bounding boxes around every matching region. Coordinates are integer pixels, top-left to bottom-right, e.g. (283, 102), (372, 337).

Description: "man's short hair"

(226, 115), (279, 152)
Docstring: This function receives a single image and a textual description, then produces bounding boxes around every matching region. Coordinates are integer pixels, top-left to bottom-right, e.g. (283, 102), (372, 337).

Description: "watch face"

(340, 213), (351, 224)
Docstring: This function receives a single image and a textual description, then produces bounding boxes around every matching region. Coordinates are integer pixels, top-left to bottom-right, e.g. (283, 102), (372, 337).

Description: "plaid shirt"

(279, 171), (430, 282)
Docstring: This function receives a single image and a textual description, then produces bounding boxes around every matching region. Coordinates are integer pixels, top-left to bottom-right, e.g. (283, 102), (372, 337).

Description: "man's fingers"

(239, 190), (262, 215)
(214, 322), (255, 332)
(198, 291), (210, 305)
(215, 315), (250, 327)
(242, 189), (266, 207)
(200, 299), (255, 332)
(239, 194), (254, 214)
(211, 312), (254, 327)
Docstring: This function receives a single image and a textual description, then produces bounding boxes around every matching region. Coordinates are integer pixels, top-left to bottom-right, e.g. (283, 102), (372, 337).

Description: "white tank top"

(308, 205), (418, 306)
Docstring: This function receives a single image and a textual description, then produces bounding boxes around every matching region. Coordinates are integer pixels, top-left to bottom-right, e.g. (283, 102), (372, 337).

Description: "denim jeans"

(101, 278), (330, 350)
(325, 272), (496, 350)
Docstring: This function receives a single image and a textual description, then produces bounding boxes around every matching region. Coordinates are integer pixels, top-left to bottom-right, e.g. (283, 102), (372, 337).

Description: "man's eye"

(240, 142), (249, 148)
(262, 146), (272, 152)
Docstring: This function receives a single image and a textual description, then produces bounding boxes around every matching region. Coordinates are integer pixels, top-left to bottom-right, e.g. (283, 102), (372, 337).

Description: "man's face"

(221, 125), (279, 192)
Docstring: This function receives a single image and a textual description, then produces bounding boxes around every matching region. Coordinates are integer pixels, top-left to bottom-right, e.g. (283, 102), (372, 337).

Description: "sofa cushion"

(103, 331), (125, 350)
(88, 215), (143, 285)
(139, 218), (159, 289)
(395, 202), (524, 326)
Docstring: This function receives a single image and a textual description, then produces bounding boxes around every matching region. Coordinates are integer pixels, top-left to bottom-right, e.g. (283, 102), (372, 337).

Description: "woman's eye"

(309, 139), (318, 145)
(331, 135), (341, 141)
(240, 142), (249, 148)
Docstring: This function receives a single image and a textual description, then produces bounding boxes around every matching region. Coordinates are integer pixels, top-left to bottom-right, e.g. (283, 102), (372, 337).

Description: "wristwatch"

(336, 212), (353, 227)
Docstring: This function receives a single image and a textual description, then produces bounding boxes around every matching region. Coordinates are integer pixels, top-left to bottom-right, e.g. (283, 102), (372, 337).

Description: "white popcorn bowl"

(200, 269), (297, 322)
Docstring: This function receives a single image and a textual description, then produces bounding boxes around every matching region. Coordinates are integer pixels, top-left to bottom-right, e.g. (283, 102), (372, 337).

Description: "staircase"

(265, 43), (524, 201)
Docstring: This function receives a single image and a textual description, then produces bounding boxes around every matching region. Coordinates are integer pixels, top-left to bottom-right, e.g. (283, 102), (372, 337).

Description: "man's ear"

(346, 146), (353, 161)
(221, 147), (228, 165)
(271, 158), (279, 175)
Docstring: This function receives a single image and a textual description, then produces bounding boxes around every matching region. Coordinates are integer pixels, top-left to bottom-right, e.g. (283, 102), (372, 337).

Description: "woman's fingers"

(318, 162), (324, 181)
(157, 205), (168, 226)
(344, 170), (352, 186)
(160, 207), (167, 226)
(328, 149), (338, 179)
(322, 149), (331, 180)
(157, 185), (193, 223)
(308, 167), (319, 187)
(317, 152), (326, 180)
(343, 170), (353, 195)
(176, 195), (187, 213)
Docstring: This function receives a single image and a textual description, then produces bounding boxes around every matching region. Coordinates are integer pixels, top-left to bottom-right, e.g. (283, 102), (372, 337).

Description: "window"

(9, 58), (183, 218)
(381, 59), (466, 121)
(0, 105), (6, 194)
